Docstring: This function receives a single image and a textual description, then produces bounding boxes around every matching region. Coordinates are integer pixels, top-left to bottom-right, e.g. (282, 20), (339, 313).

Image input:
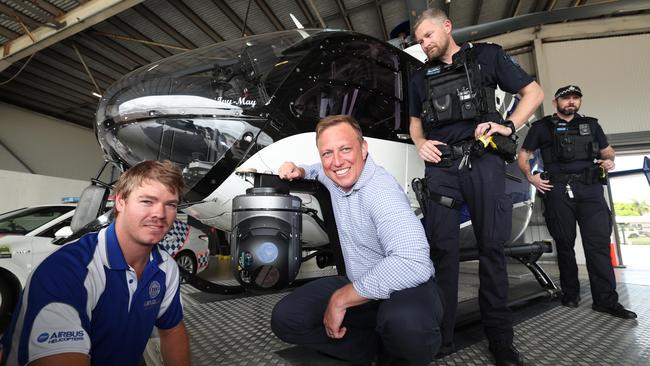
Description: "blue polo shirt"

(2, 223), (183, 366)
(409, 42), (534, 145)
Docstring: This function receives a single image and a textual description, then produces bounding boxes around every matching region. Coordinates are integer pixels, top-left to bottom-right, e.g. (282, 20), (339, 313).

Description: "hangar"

(1, 0), (649, 365)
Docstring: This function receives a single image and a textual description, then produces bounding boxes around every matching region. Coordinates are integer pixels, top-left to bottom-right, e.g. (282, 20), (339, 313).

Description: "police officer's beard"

(558, 105), (579, 116)
(427, 38), (449, 60)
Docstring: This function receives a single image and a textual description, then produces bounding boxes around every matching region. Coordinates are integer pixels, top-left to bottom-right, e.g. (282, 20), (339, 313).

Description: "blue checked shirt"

(303, 155), (434, 299)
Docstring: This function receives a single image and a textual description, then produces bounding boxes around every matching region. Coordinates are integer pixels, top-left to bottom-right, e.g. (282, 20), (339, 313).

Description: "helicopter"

(85, 28), (555, 295)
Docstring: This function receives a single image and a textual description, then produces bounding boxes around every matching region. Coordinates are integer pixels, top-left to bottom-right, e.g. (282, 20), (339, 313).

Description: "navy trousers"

(424, 152), (514, 347)
(271, 276), (442, 365)
(543, 180), (618, 307)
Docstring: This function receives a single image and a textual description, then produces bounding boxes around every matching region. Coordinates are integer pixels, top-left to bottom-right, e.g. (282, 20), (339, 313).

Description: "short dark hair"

(315, 115), (364, 145)
(414, 8), (449, 32)
(113, 160), (185, 201)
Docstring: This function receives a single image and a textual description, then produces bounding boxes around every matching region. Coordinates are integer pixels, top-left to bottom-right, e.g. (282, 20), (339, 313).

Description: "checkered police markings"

(158, 220), (190, 256)
(197, 251), (210, 270)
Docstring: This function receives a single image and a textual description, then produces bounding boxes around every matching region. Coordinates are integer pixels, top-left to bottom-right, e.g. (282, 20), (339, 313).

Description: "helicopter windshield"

(96, 30), (323, 193)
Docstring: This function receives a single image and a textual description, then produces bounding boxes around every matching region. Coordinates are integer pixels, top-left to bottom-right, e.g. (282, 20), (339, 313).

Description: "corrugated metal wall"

(541, 33), (650, 136)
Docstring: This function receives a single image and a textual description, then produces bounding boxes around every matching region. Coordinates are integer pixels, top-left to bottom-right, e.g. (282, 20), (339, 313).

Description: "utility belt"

(424, 134), (518, 169)
(424, 140), (474, 169)
(547, 165), (606, 185)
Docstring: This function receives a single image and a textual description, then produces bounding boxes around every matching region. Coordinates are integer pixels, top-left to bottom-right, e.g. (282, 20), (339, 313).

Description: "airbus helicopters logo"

(36, 330), (85, 344)
(215, 96), (257, 108)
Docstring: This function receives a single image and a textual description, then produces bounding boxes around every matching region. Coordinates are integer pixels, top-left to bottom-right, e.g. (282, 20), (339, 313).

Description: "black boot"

(488, 343), (524, 366)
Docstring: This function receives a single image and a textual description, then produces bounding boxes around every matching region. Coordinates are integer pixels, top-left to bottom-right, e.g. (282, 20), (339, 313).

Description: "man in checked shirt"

(271, 115), (442, 366)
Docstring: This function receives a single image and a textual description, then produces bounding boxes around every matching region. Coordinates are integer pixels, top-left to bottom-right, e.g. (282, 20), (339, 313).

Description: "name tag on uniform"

(426, 66), (442, 76)
(579, 123), (591, 136)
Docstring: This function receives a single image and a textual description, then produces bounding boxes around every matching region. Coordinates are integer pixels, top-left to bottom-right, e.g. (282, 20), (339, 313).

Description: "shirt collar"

(104, 222), (166, 270)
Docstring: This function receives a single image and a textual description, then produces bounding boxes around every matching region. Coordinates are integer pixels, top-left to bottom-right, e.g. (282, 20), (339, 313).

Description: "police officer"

(518, 85), (636, 320)
(410, 8), (543, 366)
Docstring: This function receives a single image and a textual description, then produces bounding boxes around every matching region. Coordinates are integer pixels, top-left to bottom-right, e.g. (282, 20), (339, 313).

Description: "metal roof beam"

(209, 0), (254, 36)
(294, 0), (316, 28)
(306, 0), (326, 27)
(10, 0), (66, 28)
(0, 2), (41, 29)
(509, 0), (522, 18)
(82, 32), (150, 66)
(133, 4), (196, 50)
(0, 0), (144, 72)
(374, 0), (388, 40)
(40, 48), (114, 85)
(254, 0), (285, 31)
(105, 17), (173, 58)
(30, 0), (65, 18)
(0, 24), (20, 39)
(6, 56), (99, 92)
(167, 0), (224, 43)
(0, 79), (88, 113)
(322, 0), (391, 24)
(2, 65), (98, 104)
(479, 13), (650, 49)
(0, 87), (70, 113)
(334, 0), (353, 31)
(473, 0), (484, 25)
(63, 40), (130, 76)
(546, 0), (558, 11)
(93, 30), (189, 52)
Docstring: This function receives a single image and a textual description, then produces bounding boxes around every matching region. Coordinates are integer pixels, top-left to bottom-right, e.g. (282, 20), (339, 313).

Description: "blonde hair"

(413, 8), (449, 33)
(113, 160), (184, 201)
(315, 115), (364, 145)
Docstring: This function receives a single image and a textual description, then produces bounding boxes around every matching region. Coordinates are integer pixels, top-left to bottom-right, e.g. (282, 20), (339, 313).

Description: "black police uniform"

(409, 42), (534, 347)
(521, 114), (619, 307)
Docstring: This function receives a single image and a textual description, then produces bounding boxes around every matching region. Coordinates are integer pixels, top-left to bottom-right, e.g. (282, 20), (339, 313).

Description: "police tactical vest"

(540, 115), (599, 163)
(420, 43), (497, 129)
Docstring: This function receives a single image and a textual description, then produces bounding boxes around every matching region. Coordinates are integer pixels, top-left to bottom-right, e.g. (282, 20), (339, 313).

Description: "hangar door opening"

(609, 154), (650, 270)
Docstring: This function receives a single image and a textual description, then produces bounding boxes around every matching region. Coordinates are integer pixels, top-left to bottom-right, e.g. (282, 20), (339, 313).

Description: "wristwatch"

(502, 120), (516, 137)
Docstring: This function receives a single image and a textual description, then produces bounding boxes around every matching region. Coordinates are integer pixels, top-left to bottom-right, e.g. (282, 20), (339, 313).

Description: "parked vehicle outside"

(0, 205), (210, 331)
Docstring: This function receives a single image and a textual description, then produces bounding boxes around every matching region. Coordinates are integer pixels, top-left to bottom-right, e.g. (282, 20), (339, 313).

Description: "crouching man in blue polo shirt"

(2, 160), (190, 366)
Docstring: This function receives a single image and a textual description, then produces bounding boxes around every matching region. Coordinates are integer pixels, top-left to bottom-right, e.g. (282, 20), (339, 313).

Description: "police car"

(0, 204), (210, 330)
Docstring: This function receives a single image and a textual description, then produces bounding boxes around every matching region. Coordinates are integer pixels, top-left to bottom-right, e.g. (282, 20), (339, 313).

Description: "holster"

(583, 165), (606, 185)
(489, 135), (518, 163)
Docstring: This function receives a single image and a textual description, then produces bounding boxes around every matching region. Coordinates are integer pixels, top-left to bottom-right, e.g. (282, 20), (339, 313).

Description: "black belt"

(548, 172), (583, 183)
(424, 140), (473, 168)
(548, 166), (600, 184)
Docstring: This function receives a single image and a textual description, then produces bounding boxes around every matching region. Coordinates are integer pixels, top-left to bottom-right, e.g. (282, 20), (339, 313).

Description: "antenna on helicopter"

(289, 13), (310, 39)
